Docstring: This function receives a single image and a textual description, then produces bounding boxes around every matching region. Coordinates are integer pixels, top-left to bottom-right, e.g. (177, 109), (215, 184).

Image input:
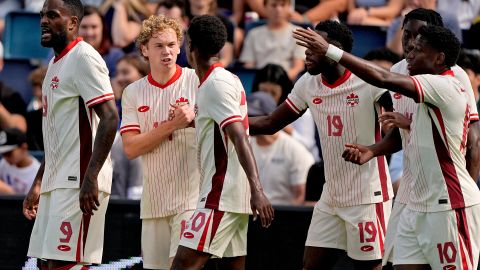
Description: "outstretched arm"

(249, 102), (301, 135)
(293, 28), (418, 100)
(224, 122), (274, 228)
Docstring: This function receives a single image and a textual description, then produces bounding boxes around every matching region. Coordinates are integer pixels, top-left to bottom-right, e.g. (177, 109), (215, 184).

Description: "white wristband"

(326, 44), (344, 62)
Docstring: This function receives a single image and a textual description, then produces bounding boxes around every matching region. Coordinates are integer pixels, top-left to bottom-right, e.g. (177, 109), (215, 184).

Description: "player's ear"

(435, 52), (446, 67)
(69, 15), (79, 32)
(140, 44), (148, 58)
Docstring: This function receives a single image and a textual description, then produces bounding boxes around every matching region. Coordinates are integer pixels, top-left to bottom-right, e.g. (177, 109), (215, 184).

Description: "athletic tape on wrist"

(326, 44), (343, 62)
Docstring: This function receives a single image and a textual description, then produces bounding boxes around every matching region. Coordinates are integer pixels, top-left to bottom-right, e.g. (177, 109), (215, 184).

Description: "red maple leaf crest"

(176, 97), (189, 104)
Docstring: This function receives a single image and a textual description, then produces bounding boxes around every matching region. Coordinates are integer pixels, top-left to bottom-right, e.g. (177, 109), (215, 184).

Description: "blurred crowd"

(0, 0), (479, 206)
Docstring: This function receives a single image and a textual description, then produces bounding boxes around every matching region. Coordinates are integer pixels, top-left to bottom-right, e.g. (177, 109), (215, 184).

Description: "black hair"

(187, 15), (226, 56)
(251, 64), (293, 104)
(62, 0), (84, 21)
(403, 8), (443, 28)
(418, 25), (460, 68)
(457, 50), (480, 74)
(364, 47), (401, 64)
(314, 20), (353, 53)
(157, 0), (186, 17)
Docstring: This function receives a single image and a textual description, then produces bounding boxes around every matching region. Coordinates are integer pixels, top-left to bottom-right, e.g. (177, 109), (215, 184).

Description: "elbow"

(123, 143), (139, 160)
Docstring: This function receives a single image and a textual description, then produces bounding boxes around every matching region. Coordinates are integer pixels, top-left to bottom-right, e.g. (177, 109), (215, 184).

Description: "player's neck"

(53, 35), (78, 57)
(255, 133), (279, 146)
(196, 57), (221, 81)
(150, 65), (177, 85)
(321, 65), (346, 85)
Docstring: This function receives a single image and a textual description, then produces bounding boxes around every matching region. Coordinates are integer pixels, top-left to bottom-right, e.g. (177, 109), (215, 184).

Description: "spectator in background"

(186, 0), (234, 67)
(252, 64), (321, 161)
(0, 0), (22, 37)
(437, 0), (480, 30)
(386, 1), (462, 56)
(156, 0), (189, 67)
(347, 0), (404, 26)
(100, 0), (152, 53)
(80, 6), (125, 77)
(0, 41), (27, 132)
(457, 51), (480, 104)
(0, 128), (41, 195)
(290, 0), (348, 24)
(363, 47), (400, 69)
(249, 92), (314, 206)
(26, 66), (47, 151)
(240, 0), (305, 81)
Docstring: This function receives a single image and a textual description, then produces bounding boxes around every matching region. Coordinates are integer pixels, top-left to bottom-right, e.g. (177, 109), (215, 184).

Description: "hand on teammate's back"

(342, 144), (375, 165)
(170, 105), (195, 130)
(250, 190), (274, 228)
(79, 174), (100, 215)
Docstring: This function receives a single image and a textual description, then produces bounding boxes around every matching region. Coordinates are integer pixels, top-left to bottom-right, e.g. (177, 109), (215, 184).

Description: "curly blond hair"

(136, 15), (183, 48)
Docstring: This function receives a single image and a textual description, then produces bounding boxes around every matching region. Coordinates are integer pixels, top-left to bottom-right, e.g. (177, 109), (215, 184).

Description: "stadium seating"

(348, 24), (387, 57)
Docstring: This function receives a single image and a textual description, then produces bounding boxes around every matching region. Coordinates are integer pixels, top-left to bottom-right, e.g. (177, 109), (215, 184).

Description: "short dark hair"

(418, 25), (460, 68)
(157, 0), (186, 17)
(187, 15), (227, 56)
(403, 8), (443, 28)
(364, 47), (401, 64)
(62, 0), (84, 22)
(252, 64), (293, 104)
(314, 20), (353, 53)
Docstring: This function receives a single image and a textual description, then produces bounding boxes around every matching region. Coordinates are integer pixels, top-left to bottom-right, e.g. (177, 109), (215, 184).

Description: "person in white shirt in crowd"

(249, 91), (314, 206)
(0, 128), (40, 194)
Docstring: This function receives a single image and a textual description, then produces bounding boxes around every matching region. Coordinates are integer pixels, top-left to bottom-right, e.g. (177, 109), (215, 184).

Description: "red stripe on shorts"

(209, 210), (225, 246)
(375, 202), (385, 256)
(197, 211), (213, 252)
(456, 208), (473, 269)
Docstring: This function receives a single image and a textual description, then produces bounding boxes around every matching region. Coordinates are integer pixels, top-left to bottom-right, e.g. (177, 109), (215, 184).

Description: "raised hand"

(293, 27), (329, 55)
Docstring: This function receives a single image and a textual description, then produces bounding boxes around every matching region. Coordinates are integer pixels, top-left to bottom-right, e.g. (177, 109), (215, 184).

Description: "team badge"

(346, 93), (359, 107)
(175, 97), (190, 106)
(312, 97), (322, 104)
(50, 76), (59, 90)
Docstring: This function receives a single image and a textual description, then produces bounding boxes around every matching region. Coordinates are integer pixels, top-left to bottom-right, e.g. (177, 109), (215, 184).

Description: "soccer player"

(171, 15), (274, 270)
(249, 20), (395, 270)
(22, 0), (119, 269)
(370, 8), (480, 269)
(294, 24), (480, 269)
(119, 15), (199, 270)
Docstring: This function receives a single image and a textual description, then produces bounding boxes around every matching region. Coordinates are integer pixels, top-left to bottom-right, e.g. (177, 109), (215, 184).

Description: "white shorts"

(306, 199), (392, 261)
(394, 205), (480, 269)
(382, 201), (406, 265)
(178, 208), (248, 258)
(27, 188), (110, 264)
(142, 210), (194, 269)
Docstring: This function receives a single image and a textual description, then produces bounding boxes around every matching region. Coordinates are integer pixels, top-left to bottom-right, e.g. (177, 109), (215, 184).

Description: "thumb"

(251, 205), (258, 221)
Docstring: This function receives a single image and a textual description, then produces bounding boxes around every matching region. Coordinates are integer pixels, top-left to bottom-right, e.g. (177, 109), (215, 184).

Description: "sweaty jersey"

(195, 63), (251, 214)
(286, 70), (393, 207)
(390, 59), (479, 205)
(41, 37), (114, 194)
(407, 70), (480, 212)
(120, 66), (200, 218)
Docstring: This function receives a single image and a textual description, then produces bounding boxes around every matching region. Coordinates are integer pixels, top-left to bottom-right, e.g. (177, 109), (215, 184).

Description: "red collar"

(441, 69), (454, 76)
(54, 37), (83, 63)
(148, 65), (182, 89)
(199, 62), (224, 87)
(321, 69), (352, 89)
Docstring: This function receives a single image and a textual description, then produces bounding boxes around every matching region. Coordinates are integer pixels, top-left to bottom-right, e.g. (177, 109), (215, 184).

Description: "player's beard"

(41, 28), (68, 48)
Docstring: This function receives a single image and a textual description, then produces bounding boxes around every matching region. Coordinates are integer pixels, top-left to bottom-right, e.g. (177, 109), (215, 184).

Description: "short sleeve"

(411, 74), (458, 106)
(75, 48), (114, 108)
(285, 74), (310, 114)
(371, 85), (389, 103)
(205, 80), (244, 130)
(119, 84), (140, 134)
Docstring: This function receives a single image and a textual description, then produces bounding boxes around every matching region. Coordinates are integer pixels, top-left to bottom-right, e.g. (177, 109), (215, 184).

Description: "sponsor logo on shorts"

(312, 97), (322, 104)
(393, 93), (402, 99)
(57, 245), (71, 252)
(360, 245), (374, 252)
(138, 106), (150, 112)
(68, 176), (77, 181)
(200, 197), (206, 202)
(443, 265), (456, 270)
(183, 232), (194, 239)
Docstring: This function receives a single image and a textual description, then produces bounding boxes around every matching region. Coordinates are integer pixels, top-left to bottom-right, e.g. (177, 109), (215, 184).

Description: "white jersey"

(286, 70), (393, 207)
(390, 59), (479, 205)
(41, 37), (113, 194)
(407, 70), (480, 212)
(251, 132), (315, 205)
(120, 66), (200, 218)
(0, 158), (41, 194)
(195, 63), (251, 214)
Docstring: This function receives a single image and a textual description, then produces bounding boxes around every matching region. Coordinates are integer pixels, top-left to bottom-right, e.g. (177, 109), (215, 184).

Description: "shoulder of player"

(73, 42), (104, 64)
(123, 76), (148, 95)
(182, 67), (200, 82)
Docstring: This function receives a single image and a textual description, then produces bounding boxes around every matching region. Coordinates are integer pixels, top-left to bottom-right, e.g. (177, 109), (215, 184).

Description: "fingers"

(251, 205), (258, 221)
(80, 193), (99, 216)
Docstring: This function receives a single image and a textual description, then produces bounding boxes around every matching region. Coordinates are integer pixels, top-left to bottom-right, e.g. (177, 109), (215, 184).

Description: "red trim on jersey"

(199, 63), (224, 87)
(470, 113), (479, 121)
(86, 93), (114, 108)
(197, 211), (213, 251)
(120, 124), (141, 134)
(374, 119), (390, 201)
(54, 37), (83, 63)
(375, 202), (386, 256)
(209, 210), (225, 245)
(79, 98), (93, 186)
(220, 115), (243, 130)
(285, 98), (301, 114)
(205, 124), (228, 209)
(321, 69), (351, 88)
(76, 219), (83, 262)
(456, 208), (473, 268)
(432, 107), (449, 150)
(410, 76), (423, 103)
(441, 69), (454, 77)
(430, 109), (465, 209)
(147, 65), (182, 89)
(53, 263), (78, 270)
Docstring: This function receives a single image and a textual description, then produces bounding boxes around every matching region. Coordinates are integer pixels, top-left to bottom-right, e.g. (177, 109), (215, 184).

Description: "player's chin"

(40, 39), (55, 48)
